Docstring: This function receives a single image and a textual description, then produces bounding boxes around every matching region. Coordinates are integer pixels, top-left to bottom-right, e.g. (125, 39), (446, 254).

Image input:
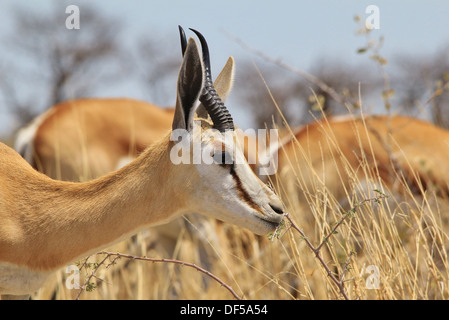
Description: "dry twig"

(284, 191), (388, 300)
(76, 251), (242, 300)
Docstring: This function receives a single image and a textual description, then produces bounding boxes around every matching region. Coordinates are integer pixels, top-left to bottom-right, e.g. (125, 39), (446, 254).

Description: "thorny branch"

(76, 251), (242, 300)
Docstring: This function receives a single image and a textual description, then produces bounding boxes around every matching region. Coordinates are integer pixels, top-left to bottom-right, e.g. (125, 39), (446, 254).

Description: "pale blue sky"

(0, 0), (448, 135)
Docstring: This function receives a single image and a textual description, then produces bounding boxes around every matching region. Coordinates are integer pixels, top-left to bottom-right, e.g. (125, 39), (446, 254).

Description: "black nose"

(269, 204), (284, 215)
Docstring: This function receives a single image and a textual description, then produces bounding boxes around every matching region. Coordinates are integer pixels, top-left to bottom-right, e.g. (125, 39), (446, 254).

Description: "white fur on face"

(192, 128), (283, 235)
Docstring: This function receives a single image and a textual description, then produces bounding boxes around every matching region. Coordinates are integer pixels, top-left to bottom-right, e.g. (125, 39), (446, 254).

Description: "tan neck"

(1, 134), (185, 271)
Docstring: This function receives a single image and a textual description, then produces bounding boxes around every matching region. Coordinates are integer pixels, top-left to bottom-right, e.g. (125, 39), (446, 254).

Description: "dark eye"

(213, 151), (234, 169)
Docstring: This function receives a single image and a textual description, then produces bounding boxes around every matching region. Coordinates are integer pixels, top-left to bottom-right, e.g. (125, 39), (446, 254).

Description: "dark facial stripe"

(230, 166), (265, 216)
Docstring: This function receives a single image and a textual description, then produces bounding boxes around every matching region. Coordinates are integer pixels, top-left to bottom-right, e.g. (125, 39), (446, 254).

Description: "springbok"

(13, 36), (253, 261)
(0, 29), (285, 299)
(265, 114), (449, 208)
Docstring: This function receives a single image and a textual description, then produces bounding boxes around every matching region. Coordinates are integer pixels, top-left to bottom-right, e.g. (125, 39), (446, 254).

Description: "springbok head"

(170, 27), (285, 235)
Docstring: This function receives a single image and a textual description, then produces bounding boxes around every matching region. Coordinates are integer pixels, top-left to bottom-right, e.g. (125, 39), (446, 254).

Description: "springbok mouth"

(257, 215), (283, 232)
(269, 204), (284, 215)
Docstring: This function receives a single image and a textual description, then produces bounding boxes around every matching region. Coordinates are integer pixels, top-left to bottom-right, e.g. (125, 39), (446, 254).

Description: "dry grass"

(28, 111), (449, 300)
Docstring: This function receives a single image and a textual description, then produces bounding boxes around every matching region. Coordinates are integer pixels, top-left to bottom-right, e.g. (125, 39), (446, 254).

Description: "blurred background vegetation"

(0, 3), (448, 142)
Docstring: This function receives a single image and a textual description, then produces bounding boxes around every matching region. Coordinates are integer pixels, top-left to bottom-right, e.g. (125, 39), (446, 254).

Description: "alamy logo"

(65, 265), (80, 290)
(365, 5), (380, 30)
(65, 5), (80, 30)
(364, 264), (380, 289)
(169, 125), (279, 176)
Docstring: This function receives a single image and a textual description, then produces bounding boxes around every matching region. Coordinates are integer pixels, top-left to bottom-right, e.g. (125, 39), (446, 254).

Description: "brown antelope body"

(16, 98), (175, 181)
(269, 114), (449, 206)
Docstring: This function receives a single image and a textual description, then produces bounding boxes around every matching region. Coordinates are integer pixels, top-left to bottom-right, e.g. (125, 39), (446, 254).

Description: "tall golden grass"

(29, 111), (449, 300)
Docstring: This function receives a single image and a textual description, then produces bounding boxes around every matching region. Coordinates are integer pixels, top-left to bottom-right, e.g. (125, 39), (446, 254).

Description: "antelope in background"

(0, 29), (285, 299)
(15, 98), (175, 182)
(262, 114), (449, 215)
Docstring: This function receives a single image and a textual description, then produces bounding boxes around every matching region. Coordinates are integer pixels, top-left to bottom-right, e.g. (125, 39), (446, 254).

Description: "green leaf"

(357, 47), (368, 54)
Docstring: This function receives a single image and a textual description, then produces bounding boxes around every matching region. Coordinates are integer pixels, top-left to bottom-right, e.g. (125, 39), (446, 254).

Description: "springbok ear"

(196, 56), (235, 119)
(172, 38), (204, 131)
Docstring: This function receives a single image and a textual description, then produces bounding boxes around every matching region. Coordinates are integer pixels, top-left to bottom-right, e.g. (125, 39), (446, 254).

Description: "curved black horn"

(188, 28), (235, 132)
(178, 25), (187, 56)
